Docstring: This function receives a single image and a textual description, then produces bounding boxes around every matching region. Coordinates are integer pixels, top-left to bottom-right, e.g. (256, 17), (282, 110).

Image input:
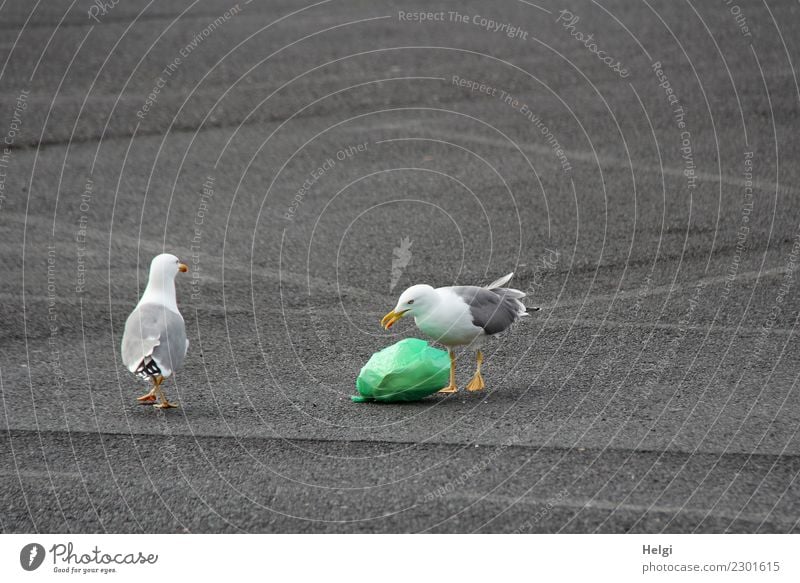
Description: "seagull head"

(381, 284), (436, 329)
(149, 253), (189, 283)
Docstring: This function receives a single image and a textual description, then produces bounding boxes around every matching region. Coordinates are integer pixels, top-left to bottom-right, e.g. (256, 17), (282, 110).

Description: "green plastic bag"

(352, 338), (450, 403)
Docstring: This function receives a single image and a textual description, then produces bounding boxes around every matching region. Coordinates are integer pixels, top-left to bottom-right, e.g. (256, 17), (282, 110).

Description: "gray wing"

(452, 286), (527, 336)
(121, 303), (187, 378)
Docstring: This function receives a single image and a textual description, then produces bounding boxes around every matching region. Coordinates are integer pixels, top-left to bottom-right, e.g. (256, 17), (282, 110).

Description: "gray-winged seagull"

(121, 253), (189, 409)
(381, 273), (535, 393)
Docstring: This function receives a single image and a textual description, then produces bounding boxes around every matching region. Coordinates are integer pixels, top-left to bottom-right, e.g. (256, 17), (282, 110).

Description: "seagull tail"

(488, 272), (531, 319)
(501, 288), (526, 299)
(486, 272), (514, 290)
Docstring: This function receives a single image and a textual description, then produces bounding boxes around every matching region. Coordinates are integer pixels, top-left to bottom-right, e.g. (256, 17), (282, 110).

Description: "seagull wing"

(121, 303), (187, 378)
(452, 285), (527, 336)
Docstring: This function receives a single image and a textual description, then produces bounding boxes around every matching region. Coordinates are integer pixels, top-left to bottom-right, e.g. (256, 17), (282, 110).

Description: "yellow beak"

(178, 263), (189, 273)
(381, 309), (408, 330)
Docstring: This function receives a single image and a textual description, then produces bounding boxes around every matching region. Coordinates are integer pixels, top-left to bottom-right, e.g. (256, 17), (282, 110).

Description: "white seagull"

(121, 253), (189, 409)
(381, 273), (533, 393)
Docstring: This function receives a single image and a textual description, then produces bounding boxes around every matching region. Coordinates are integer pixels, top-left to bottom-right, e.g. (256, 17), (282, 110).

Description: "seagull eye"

(408, 299), (415, 305)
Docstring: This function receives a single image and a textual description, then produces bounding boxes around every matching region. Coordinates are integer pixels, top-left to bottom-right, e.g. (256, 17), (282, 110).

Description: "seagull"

(121, 253), (189, 409)
(381, 273), (534, 393)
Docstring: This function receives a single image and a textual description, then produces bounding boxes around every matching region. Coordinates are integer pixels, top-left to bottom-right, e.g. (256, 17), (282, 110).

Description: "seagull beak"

(178, 263), (189, 273)
(381, 309), (408, 330)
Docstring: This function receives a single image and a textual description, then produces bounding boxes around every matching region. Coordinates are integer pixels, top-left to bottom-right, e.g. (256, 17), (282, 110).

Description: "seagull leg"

(152, 376), (178, 409)
(137, 380), (157, 404)
(438, 349), (458, 394)
(466, 350), (486, 392)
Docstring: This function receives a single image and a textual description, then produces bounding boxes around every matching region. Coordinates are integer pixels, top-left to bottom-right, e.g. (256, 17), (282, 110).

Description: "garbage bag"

(352, 338), (449, 403)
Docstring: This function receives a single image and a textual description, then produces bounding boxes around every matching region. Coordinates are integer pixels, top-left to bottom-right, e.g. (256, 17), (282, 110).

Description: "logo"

(390, 236), (413, 291)
(20, 543), (46, 571)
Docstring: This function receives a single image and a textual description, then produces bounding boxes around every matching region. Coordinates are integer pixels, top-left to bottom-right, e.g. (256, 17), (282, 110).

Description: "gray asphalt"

(1, 0), (799, 533)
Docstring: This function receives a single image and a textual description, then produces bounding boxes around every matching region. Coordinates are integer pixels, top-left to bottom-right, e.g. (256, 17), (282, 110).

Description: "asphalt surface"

(1, 0), (799, 533)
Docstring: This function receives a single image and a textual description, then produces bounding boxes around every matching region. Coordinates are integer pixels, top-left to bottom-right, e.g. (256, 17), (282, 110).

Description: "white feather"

(485, 272), (514, 290)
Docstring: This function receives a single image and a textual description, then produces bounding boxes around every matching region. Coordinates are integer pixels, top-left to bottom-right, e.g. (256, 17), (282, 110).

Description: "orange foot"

(466, 372), (485, 392)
